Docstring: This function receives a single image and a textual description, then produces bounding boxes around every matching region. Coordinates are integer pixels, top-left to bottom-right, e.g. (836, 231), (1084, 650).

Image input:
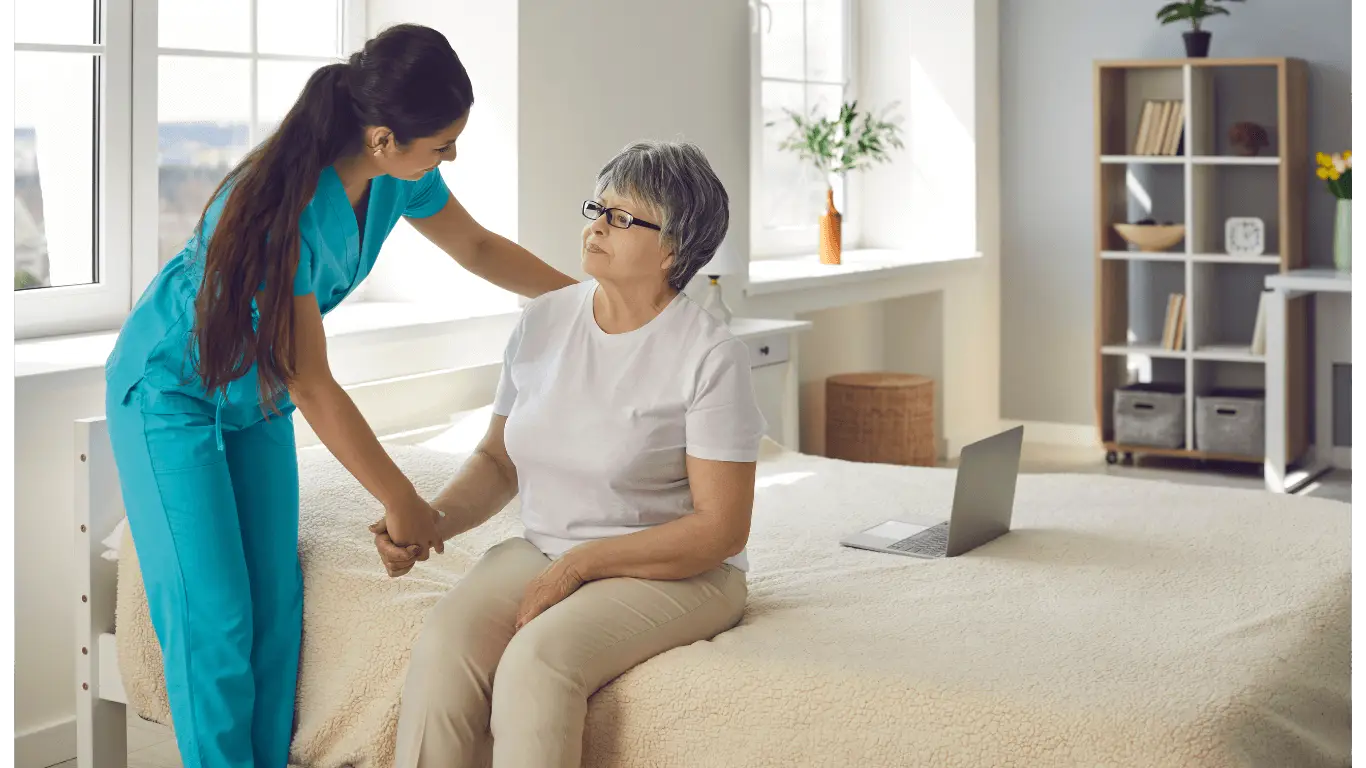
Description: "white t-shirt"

(494, 281), (766, 571)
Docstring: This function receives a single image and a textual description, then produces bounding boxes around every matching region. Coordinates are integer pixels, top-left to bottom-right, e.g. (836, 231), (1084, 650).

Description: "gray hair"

(594, 140), (730, 290)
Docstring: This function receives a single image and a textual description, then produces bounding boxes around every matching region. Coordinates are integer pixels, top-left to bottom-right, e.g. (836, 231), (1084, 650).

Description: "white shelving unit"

(1093, 57), (1310, 466)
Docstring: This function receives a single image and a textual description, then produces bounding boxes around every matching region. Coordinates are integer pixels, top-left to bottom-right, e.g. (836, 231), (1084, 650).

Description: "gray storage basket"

(1114, 383), (1185, 449)
(1196, 389), (1265, 457)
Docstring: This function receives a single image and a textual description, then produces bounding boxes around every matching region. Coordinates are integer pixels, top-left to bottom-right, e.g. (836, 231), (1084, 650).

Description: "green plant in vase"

(1317, 150), (1352, 271)
(1155, 0), (1245, 58)
(774, 100), (903, 265)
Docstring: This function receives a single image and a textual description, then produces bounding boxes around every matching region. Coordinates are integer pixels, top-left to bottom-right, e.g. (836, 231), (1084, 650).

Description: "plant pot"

(819, 187), (842, 265)
(1333, 198), (1352, 272)
(1183, 30), (1211, 58)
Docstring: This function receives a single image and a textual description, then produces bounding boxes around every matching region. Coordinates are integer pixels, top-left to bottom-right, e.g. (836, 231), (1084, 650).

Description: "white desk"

(1264, 269), (1352, 493)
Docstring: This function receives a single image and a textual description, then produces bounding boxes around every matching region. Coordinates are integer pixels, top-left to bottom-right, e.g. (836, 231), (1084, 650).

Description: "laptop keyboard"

(887, 522), (950, 556)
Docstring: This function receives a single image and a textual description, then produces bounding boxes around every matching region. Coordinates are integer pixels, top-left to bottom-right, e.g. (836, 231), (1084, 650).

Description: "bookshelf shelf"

(1190, 156), (1281, 166)
(1100, 155), (1186, 165)
(1101, 344), (1188, 359)
(1191, 345), (1265, 363)
(1190, 253), (1281, 265)
(1093, 57), (1309, 465)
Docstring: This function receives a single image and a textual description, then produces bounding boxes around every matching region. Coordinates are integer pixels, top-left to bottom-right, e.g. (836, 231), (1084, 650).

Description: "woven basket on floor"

(825, 373), (936, 466)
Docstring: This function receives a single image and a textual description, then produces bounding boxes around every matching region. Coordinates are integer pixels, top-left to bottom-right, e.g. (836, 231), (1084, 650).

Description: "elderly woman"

(374, 139), (765, 767)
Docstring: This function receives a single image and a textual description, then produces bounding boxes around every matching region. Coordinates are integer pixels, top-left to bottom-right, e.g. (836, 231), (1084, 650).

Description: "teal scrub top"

(105, 165), (452, 412)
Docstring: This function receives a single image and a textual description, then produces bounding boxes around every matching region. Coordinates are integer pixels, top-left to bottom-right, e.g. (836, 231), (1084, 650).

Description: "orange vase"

(819, 186), (842, 265)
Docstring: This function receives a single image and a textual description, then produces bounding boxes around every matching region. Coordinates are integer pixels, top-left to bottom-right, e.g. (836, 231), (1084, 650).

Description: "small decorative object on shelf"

(1229, 122), (1269, 156)
(1224, 216), (1265, 257)
(1114, 218), (1186, 252)
(1156, 0), (1245, 58)
(1316, 150), (1352, 271)
(774, 100), (904, 266)
(696, 236), (742, 325)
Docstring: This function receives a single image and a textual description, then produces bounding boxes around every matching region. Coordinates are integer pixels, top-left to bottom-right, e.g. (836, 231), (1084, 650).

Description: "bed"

(75, 369), (1351, 768)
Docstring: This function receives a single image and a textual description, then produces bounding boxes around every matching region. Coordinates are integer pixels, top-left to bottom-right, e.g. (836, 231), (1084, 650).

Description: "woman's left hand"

(515, 557), (586, 631)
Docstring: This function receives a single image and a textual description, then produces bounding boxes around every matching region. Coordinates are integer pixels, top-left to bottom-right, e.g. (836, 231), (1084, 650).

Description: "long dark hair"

(192, 23), (474, 406)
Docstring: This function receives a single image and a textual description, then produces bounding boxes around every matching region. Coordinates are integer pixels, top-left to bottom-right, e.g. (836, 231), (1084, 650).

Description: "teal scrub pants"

(107, 382), (302, 768)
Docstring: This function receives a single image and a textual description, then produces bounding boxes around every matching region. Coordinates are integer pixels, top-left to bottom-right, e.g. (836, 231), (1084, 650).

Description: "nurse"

(103, 23), (573, 768)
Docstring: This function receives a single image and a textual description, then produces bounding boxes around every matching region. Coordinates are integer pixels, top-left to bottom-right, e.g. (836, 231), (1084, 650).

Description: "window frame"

(749, 0), (859, 260)
(14, 0), (366, 340)
(14, 0), (134, 339)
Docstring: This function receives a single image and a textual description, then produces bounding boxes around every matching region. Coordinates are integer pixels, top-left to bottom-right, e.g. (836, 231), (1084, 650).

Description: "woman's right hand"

(382, 496), (446, 555)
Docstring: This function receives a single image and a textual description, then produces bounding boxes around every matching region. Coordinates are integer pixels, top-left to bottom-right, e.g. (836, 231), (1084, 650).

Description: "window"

(13, 0), (363, 339)
(15, 0), (132, 337)
(751, 0), (855, 258)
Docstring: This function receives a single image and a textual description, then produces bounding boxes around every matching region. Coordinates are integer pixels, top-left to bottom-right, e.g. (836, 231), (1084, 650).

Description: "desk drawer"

(743, 334), (790, 369)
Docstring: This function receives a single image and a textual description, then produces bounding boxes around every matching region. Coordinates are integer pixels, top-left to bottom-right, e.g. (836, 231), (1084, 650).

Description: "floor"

(49, 446), (1350, 768)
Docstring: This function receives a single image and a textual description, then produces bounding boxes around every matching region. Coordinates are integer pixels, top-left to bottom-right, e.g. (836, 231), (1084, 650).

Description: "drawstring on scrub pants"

(214, 393), (226, 451)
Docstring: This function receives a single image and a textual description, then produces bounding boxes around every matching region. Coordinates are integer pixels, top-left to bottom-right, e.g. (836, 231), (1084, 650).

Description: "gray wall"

(999, 0), (1352, 425)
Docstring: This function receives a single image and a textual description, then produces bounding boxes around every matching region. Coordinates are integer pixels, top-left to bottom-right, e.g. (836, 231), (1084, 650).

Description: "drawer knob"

(759, 345), (770, 355)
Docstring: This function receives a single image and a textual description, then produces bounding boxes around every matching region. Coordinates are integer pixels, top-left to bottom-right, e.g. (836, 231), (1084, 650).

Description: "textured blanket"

(117, 441), (1350, 767)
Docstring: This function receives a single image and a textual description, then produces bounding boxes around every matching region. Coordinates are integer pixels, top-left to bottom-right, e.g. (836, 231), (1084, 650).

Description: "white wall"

(515, 0), (751, 279)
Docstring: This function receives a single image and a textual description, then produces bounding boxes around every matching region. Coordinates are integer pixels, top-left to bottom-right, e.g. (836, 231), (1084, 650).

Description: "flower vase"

(1333, 199), (1352, 272)
(819, 187), (842, 265)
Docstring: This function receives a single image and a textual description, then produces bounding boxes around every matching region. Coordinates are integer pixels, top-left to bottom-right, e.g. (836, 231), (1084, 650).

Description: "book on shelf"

(1152, 101), (1174, 155)
(1132, 99), (1185, 156)
(1163, 102), (1185, 156)
(1160, 293), (1186, 350)
(1134, 102), (1156, 155)
(1172, 294), (1187, 350)
(1250, 291), (1269, 356)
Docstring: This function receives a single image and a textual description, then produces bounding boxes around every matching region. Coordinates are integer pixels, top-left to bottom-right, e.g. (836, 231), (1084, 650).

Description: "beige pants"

(394, 537), (748, 768)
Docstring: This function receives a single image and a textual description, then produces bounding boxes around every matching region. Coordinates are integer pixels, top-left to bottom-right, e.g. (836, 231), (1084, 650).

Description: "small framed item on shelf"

(1225, 216), (1266, 257)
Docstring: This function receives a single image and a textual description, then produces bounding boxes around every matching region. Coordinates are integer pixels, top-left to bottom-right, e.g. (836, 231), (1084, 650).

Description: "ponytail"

(189, 23), (473, 410)
(192, 61), (359, 408)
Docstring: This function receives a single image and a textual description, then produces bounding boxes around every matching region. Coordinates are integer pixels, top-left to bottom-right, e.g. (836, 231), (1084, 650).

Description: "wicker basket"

(825, 373), (936, 466)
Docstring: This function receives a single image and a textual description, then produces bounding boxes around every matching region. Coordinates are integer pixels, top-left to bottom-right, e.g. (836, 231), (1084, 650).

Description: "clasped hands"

(370, 499), (586, 629)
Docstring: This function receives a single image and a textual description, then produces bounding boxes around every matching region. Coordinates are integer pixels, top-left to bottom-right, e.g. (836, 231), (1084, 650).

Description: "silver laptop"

(839, 426), (1024, 559)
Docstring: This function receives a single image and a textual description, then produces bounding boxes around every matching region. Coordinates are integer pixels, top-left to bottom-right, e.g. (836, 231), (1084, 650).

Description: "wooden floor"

(48, 445), (1349, 768)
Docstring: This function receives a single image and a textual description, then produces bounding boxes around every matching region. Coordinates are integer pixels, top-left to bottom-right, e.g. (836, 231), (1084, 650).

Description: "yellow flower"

(1318, 167), (1331, 180)
(1328, 169), (1342, 181)
(1318, 152), (1332, 167)
(1344, 150), (1352, 161)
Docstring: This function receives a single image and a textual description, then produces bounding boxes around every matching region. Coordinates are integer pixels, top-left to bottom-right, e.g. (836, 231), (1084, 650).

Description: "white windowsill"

(746, 248), (983, 296)
(15, 301), (519, 379)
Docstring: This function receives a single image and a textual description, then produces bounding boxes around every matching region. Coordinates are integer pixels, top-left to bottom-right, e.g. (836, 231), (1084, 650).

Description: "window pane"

(15, 0), (98, 46)
(258, 0), (343, 57)
(760, 81), (825, 231)
(159, 57), (252, 264)
(805, 0), (845, 83)
(761, 0), (804, 80)
(160, 0), (250, 52)
(14, 52), (99, 291)
(806, 83), (844, 116)
(258, 61), (329, 137)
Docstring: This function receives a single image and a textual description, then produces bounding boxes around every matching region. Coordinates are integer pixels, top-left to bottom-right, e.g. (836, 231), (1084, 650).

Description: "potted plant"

(775, 100), (904, 265)
(1156, 0), (1245, 58)
(1316, 150), (1352, 271)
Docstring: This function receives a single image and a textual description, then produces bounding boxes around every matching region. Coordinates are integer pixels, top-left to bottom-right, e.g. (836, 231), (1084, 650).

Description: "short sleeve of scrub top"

(402, 168), (453, 219)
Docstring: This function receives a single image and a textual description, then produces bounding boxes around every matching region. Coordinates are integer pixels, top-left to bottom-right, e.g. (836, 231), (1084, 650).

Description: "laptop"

(839, 426), (1024, 559)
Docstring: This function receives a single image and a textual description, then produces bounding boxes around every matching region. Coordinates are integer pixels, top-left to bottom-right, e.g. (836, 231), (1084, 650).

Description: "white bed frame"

(74, 364), (502, 767)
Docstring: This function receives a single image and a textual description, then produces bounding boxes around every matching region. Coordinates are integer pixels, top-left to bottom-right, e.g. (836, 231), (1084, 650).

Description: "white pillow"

(100, 518), (128, 561)
(418, 405), (495, 455)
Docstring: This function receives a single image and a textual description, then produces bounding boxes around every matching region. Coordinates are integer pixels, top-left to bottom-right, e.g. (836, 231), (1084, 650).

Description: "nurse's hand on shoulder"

(384, 496), (446, 556)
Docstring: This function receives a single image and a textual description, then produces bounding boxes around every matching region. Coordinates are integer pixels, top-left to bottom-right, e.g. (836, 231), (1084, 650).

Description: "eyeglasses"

(582, 200), (661, 231)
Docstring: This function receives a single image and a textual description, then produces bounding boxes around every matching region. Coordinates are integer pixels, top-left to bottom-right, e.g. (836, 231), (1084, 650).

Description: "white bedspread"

(117, 441), (1351, 767)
